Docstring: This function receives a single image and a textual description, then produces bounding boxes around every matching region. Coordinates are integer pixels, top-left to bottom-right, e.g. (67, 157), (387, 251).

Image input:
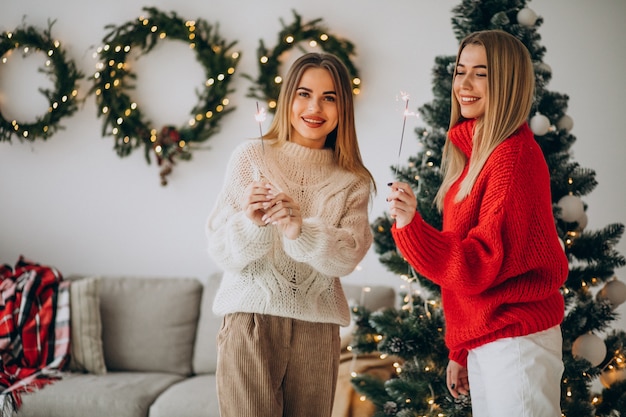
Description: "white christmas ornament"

(557, 194), (585, 223)
(599, 368), (626, 388)
(535, 62), (552, 75)
(597, 278), (626, 310)
(575, 212), (588, 231)
(572, 333), (607, 367)
(557, 114), (574, 133)
(517, 7), (538, 26)
(530, 113), (550, 136)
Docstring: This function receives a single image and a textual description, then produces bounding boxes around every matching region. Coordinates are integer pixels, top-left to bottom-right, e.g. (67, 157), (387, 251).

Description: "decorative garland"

(245, 10), (361, 112)
(90, 7), (240, 185)
(0, 22), (83, 142)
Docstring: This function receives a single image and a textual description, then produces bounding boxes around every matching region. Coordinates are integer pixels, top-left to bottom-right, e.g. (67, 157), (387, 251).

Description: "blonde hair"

(264, 52), (375, 192)
(435, 30), (534, 210)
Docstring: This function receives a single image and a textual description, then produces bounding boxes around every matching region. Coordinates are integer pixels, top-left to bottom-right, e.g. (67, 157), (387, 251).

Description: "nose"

(308, 99), (321, 112)
(460, 76), (472, 90)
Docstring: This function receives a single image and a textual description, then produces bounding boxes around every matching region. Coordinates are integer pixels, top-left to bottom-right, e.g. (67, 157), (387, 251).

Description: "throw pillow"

(68, 277), (107, 374)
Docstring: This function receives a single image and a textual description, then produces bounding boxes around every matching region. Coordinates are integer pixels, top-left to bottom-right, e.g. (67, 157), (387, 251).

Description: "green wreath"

(0, 22), (83, 142)
(245, 10), (361, 112)
(90, 7), (240, 185)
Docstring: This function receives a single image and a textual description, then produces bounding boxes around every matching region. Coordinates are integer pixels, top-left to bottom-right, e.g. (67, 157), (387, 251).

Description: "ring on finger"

(288, 207), (293, 216)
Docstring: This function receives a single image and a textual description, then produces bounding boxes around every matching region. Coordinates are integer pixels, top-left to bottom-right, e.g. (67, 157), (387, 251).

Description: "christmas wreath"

(245, 10), (361, 112)
(0, 22), (83, 142)
(90, 7), (240, 185)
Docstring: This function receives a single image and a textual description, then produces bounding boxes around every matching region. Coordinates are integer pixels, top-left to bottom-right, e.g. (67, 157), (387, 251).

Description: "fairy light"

(396, 92), (410, 174)
(250, 12), (360, 114)
(394, 362), (401, 372)
(0, 27), (81, 141)
(352, 77), (361, 95)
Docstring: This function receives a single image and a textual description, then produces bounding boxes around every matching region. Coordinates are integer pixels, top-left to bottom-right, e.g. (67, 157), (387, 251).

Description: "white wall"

(1, 0), (624, 327)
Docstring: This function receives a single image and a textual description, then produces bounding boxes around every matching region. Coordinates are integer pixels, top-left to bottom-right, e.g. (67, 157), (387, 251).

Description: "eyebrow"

(457, 63), (487, 69)
(296, 86), (337, 95)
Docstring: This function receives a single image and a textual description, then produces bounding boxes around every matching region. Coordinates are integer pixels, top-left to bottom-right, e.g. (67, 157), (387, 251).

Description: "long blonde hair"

(264, 52), (376, 192)
(435, 30), (534, 210)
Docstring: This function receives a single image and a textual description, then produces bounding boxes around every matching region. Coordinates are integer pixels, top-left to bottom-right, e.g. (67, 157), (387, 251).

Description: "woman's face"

(289, 67), (339, 149)
(453, 44), (488, 120)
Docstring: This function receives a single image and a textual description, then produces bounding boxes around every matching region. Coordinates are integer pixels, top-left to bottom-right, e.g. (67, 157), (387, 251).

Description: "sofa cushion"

(98, 276), (203, 375)
(68, 276), (107, 374)
(192, 273), (222, 374)
(342, 283), (396, 312)
(340, 283), (396, 339)
(17, 372), (184, 417)
(149, 374), (220, 417)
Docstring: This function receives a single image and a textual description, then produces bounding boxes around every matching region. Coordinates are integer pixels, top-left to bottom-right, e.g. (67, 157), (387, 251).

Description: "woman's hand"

(387, 182), (417, 228)
(241, 180), (273, 226)
(261, 185), (302, 240)
(446, 360), (470, 398)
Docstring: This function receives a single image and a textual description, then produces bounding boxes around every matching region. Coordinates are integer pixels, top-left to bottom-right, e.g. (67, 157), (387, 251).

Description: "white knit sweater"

(206, 139), (373, 326)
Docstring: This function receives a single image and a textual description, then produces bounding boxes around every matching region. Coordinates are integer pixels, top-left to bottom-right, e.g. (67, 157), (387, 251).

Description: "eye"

(476, 73), (487, 78)
(324, 95), (336, 102)
(297, 91), (310, 98)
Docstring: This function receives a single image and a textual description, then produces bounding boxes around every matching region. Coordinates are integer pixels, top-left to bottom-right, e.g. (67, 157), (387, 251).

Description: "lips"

(302, 116), (325, 128)
(460, 96), (479, 103)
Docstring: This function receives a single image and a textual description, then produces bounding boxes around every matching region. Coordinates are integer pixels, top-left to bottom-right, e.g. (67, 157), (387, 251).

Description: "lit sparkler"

(255, 101), (267, 153)
(396, 92), (414, 174)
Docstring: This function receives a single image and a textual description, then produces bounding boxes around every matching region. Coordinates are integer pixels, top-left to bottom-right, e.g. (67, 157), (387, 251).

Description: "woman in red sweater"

(387, 30), (568, 417)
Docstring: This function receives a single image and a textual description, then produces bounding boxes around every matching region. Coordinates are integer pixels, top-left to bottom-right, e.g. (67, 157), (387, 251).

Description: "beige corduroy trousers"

(216, 312), (340, 417)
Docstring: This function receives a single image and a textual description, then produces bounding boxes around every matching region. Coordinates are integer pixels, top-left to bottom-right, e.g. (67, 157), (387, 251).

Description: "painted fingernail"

(387, 182), (392, 186)
(451, 383), (456, 389)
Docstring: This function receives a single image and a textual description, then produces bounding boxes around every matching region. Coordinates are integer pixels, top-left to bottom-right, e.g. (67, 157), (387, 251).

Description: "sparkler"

(396, 92), (412, 174)
(252, 102), (268, 182)
(255, 101), (267, 153)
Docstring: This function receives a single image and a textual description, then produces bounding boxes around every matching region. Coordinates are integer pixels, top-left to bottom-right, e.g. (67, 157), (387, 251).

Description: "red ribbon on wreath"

(154, 126), (182, 186)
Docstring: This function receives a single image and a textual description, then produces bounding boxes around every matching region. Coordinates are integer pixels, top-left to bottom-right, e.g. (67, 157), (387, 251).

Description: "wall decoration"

(0, 22), (83, 142)
(90, 7), (240, 185)
(245, 10), (361, 112)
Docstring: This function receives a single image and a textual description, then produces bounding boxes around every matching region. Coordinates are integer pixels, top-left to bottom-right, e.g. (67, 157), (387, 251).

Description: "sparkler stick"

(255, 101), (267, 153)
(396, 92), (410, 174)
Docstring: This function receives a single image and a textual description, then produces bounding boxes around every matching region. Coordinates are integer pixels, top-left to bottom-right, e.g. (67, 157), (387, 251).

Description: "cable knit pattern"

(207, 139), (373, 326)
(392, 120), (568, 367)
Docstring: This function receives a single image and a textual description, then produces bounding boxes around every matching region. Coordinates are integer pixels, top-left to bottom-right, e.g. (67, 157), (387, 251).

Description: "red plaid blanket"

(0, 256), (70, 414)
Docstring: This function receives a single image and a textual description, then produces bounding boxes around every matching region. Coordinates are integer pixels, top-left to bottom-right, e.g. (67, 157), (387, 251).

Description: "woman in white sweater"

(206, 52), (376, 417)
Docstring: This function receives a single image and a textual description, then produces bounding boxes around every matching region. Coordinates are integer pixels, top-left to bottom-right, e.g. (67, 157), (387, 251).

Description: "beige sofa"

(14, 274), (395, 417)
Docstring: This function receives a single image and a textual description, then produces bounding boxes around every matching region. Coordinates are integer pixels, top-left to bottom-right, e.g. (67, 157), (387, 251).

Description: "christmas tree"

(349, 1), (626, 416)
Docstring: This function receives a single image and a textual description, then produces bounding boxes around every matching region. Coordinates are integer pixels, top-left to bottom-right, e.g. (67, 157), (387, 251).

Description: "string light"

(247, 10), (361, 112)
(89, 7), (240, 185)
(0, 23), (82, 142)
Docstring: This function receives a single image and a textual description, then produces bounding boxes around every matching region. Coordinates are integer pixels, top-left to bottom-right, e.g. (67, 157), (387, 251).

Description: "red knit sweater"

(392, 119), (568, 367)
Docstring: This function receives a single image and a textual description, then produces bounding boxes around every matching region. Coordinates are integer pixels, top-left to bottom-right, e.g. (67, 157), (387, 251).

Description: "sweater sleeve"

(392, 145), (523, 295)
(283, 178), (373, 277)
(206, 143), (275, 271)
(449, 349), (468, 368)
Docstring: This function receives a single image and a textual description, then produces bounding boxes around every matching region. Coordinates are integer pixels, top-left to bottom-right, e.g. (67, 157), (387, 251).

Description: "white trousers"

(467, 325), (564, 417)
